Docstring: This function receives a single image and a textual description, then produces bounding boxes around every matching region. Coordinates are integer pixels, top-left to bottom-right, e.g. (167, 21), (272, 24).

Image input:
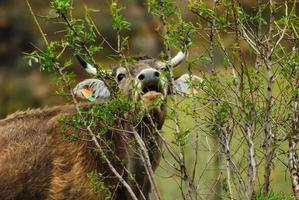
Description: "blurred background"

(0, 0), (165, 118)
(0, 0), (257, 118)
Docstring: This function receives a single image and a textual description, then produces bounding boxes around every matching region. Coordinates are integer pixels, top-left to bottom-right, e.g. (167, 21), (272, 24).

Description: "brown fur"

(1, 105), (94, 199)
(0, 59), (168, 200)
(0, 105), (136, 200)
(0, 104), (165, 200)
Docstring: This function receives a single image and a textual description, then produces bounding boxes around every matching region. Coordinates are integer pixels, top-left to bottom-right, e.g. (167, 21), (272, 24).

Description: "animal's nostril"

(154, 71), (160, 77)
(138, 74), (145, 80)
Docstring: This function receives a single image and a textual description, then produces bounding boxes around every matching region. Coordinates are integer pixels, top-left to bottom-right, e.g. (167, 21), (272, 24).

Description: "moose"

(0, 50), (199, 200)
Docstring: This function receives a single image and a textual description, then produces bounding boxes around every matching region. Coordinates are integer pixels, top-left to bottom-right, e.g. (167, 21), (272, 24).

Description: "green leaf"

(200, 55), (212, 63)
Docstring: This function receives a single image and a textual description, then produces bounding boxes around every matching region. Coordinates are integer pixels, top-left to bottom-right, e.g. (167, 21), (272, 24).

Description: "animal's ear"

(173, 74), (202, 96)
(73, 79), (111, 102)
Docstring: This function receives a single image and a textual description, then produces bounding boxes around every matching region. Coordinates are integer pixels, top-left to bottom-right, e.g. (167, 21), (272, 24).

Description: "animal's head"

(74, 51), (200, 127)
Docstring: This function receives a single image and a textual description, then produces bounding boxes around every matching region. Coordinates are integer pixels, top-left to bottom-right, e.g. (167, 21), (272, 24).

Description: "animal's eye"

(117, 73), (126, 82)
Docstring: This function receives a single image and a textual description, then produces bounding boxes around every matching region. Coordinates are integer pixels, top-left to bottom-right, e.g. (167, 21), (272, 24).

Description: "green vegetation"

(24, 0), (299, 199)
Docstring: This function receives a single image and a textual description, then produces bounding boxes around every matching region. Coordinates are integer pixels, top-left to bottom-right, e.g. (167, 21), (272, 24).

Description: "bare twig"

(288, 32), (299, 198)
(25, 0), (49, 46)
(263, 0), (275, 195)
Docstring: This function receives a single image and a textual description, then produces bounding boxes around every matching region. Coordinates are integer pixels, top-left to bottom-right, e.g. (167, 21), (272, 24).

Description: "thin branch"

(25, 0), (49, 46)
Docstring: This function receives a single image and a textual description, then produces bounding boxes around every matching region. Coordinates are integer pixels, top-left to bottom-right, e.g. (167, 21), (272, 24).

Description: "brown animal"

(0, 51), (198, 200)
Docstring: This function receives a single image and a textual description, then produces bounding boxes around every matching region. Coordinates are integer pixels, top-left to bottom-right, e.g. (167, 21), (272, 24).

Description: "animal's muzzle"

(137, 68), (161, 94)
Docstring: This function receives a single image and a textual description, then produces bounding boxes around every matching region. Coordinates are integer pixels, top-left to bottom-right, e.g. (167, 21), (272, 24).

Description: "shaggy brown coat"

(0, 104), (164, 200)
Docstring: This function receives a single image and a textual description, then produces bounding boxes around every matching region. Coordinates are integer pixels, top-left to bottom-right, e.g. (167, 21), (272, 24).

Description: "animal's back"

(0, 105), (108, 200)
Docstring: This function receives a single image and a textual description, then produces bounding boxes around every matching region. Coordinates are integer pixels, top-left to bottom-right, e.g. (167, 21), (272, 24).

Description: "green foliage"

(148, 0), (195, 51)
(26, 41), (61, 72)
(167, 16), (195, 49)
(254, 193), (296, 200)
(110, 1), (131, 31)
(148, 0), (176, 17)
(251, 15), (267, 25)
(87, 171), (112, 199)
(199, 55), (212, 64)
(173, 127), (190, 146)
(109, 1), (131, 55)
(51, 0), (72, 15)
(88, 95), (141, 126)
(188, 1), (215, 18)
(58, 95), (143, 136)
(26, 0), (299, 199)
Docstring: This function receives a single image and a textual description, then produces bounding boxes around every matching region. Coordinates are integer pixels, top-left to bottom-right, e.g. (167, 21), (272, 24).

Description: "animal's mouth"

(140, 83), (164, 107)
(141, 83), (161, 95)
